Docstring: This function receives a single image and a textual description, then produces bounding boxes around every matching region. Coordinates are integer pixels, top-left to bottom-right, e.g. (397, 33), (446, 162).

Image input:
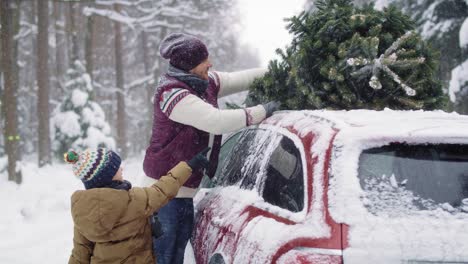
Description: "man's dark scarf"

(167, 65), (209, 95)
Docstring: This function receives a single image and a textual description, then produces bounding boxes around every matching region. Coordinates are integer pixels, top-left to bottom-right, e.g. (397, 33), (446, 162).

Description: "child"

(66, 147), (209, 264)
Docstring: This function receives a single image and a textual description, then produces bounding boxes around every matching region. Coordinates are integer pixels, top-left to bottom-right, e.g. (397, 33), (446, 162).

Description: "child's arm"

(129, 161), (192, 217)
(68, 227), (94, 264)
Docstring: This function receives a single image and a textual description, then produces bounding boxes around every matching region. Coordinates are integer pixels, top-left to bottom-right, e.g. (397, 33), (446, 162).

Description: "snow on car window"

(240, 129), (282, 190)
(216, 129), (282, 189)
(359, 143), (468, 217)
(361, 174), (441, 215)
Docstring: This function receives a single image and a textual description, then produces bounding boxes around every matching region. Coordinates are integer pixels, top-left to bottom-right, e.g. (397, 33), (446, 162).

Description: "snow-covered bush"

(51, 60), (115, 159)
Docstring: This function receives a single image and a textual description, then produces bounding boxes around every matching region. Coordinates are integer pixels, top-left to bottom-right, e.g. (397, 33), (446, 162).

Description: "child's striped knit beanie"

(64, 148), (121, 189)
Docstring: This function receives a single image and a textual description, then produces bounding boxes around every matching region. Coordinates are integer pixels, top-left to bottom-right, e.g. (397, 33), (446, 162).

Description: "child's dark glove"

(187, 147), (211, 171)
(262, 101), (281, 118)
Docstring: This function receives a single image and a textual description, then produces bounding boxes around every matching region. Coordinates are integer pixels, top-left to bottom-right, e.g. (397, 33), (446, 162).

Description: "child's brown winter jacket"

(68, 162), (192, 264)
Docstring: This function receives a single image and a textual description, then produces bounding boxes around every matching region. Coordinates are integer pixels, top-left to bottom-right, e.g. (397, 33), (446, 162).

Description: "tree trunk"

(0, 2), (3, 127)
(114, 3), (127, 158)
(53, 1), (66, 95)
(1, 0), (22, 182)
(37, 0), (51, 167)
(85, 14), (95, 81)
(141, 30), (153, 147)
(69, 2), (79, 62)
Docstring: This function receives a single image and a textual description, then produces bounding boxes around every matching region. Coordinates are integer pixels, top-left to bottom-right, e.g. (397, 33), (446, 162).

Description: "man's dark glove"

(262, 101), (281, 118)
(187, 147), (211, 170)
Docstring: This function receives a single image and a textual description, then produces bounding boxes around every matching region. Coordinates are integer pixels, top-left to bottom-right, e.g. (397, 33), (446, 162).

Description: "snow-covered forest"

(0, 0), (262, 183)
(0, 0), (467, 263)
(1, 0), (467, 183)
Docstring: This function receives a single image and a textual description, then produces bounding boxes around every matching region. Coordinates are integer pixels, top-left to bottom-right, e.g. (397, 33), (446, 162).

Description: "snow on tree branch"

(83, 7), (136, 29)
(83, 3), (207, 32)
(95, 0), (144, 7)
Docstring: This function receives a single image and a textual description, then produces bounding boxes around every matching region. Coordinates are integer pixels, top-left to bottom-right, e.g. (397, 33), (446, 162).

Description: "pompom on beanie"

(64, 148), (121, 190)
(159, 33), (209, 71)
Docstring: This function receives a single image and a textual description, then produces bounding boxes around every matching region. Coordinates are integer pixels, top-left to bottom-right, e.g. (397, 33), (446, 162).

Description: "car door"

(193, 129), (267, 263)
(194, 127), (307, 263)
(229, 129), (306, 263)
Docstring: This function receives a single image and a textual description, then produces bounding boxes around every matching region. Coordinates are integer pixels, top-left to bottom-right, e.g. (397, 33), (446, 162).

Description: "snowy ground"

(0, 93), (245, 263)
(0, 156), (195, 263)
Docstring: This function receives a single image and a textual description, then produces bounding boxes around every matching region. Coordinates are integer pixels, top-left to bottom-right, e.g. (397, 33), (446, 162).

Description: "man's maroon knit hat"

(159, 33), (209, 71)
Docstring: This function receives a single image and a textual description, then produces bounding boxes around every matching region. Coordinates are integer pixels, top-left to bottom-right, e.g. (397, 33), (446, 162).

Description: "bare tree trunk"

(1, 0), (22, 182)
(114, 4), (127, 158)
(11, 0), (20, 148)
(85, 14), (95, 81)
(37, 0), (51, 167)
(0, 3), (3, 126)
(0, 2), (5, 138)
(53, 1), (66, 95)
(141, 30), (153, 146)
(64, 2), (72, 68)
(69, 2), (79, 62)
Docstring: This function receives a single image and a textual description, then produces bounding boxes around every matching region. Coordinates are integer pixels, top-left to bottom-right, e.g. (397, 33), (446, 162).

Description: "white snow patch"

(449, 58), (468, 102)
(71, 89), (88, 108)
(0, 156), (8, 172)
(460, 17), (468, 48)
(373, 0), (393, 10)
(74, 126), (116, 150)
(418, 1), (456, 40)
(51, 110), (81, 138)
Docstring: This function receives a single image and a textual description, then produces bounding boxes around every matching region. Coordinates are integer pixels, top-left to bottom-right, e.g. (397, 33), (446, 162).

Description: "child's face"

(112, 167), (124, 181)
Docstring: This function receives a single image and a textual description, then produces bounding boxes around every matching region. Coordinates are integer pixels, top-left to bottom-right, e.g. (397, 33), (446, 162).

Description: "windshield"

(358, 143), (468, 215)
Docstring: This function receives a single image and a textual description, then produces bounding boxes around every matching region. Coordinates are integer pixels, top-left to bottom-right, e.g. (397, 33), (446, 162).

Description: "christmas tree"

(51, 60), (115, 158)
(247, 0), (447, 110)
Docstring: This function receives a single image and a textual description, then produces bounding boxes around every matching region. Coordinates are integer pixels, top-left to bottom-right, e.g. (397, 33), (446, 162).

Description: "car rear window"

(358, 143), (468, 215)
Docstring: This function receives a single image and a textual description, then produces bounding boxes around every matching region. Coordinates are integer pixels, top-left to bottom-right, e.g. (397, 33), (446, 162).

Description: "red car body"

(192, 110), (468, 264)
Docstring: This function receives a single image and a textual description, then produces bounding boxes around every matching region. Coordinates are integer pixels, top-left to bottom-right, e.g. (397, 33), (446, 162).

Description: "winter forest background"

(0, 0), (467, 185)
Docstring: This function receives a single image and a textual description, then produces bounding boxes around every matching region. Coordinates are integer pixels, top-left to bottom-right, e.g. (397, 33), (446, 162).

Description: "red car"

(193, 110), (468, 264)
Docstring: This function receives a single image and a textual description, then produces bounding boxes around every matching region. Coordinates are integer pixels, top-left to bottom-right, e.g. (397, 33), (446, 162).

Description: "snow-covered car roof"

(265, 109), (468, 140)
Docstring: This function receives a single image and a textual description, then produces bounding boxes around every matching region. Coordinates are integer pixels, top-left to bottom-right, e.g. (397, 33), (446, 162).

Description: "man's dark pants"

(153, 198), (194, 264)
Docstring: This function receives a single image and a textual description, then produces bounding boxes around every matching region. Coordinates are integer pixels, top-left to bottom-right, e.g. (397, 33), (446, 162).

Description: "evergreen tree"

(247, 0), (447, 110)
(51, 60), (115, 158)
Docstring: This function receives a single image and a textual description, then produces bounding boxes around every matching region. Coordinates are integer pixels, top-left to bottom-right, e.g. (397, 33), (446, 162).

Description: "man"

(143, 33), (279, 264)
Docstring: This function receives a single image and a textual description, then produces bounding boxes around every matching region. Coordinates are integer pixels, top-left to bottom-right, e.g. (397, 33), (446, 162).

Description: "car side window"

(200, 132), (242, 188)
(218, 129), (266, 187)
(261, 136), (304, 212)
(205, 128), (305, 213)
(239, 129), (283, 190)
